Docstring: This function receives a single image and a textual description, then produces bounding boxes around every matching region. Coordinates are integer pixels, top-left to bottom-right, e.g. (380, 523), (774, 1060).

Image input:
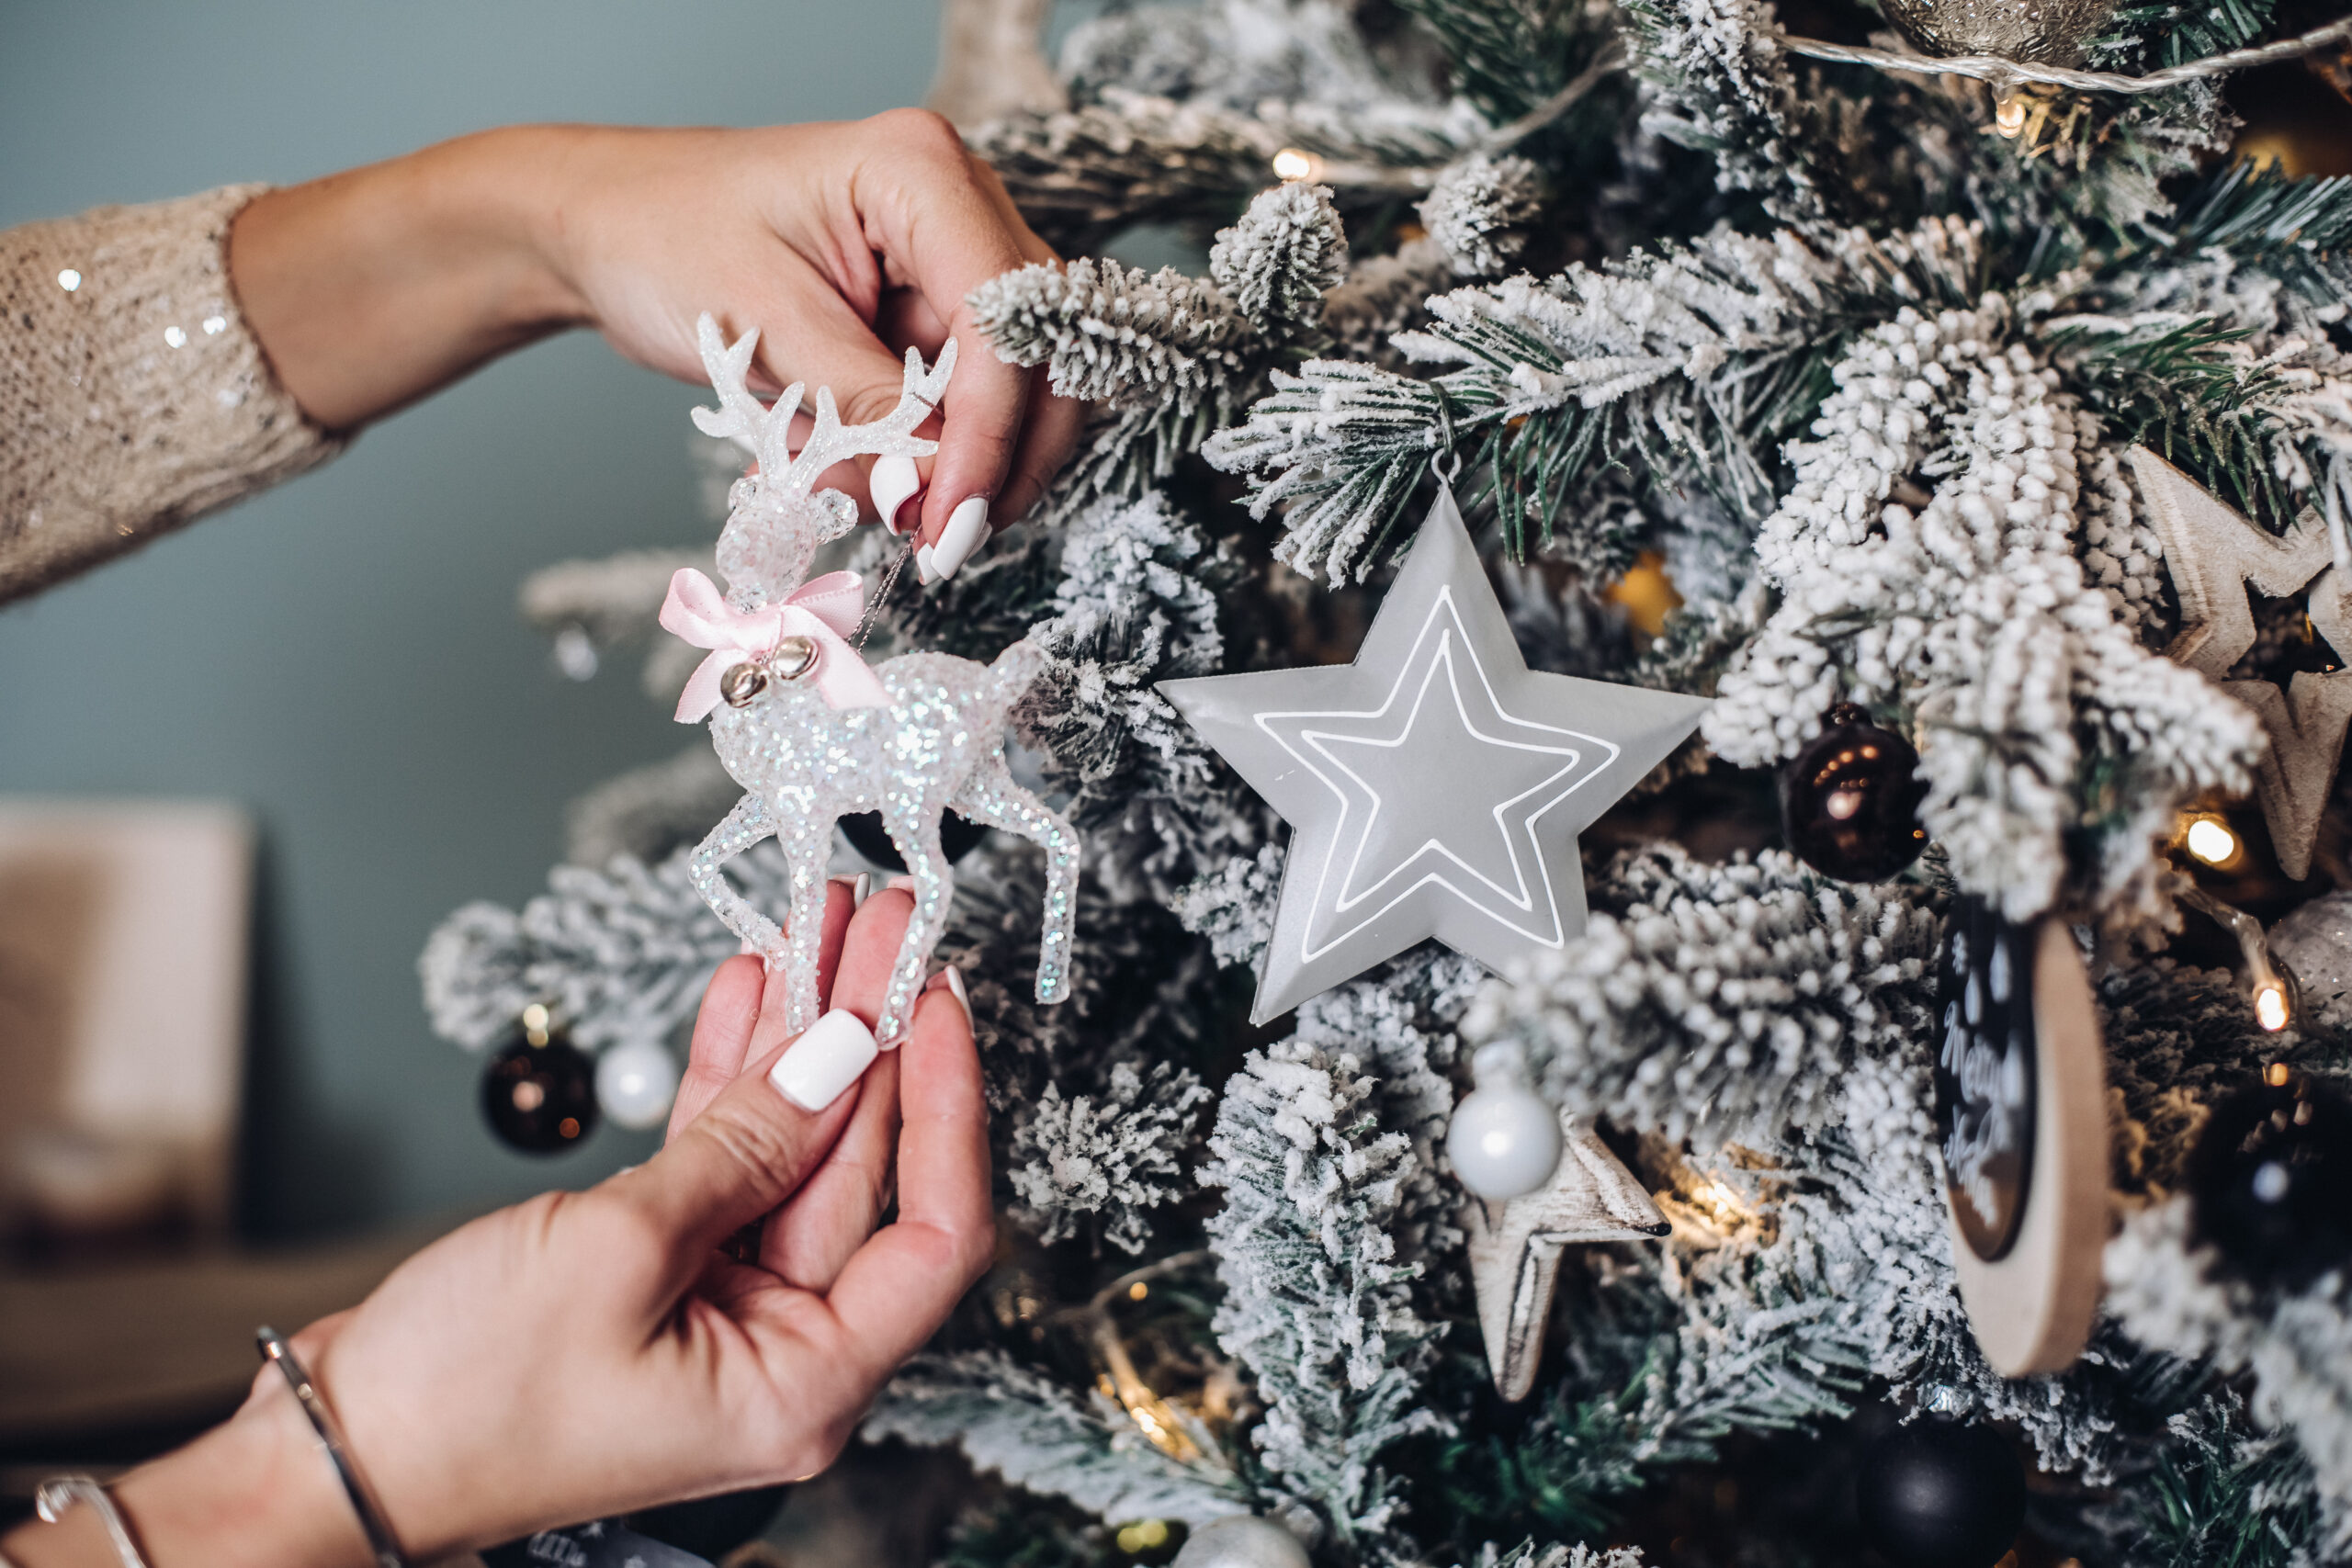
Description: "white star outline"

(1255, 585), (1619, 964)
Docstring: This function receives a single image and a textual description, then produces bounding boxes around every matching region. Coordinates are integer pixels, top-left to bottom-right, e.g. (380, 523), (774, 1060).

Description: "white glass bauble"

(1448, 1054), (1563, 1200)
(595, 1039), (680, 1131)
(1172, 1517), (1312, 1568)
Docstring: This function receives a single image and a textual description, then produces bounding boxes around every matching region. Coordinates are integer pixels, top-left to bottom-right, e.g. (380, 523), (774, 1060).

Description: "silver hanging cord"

(1429, 383), (1466, 489)
(853, 535), (920, 653)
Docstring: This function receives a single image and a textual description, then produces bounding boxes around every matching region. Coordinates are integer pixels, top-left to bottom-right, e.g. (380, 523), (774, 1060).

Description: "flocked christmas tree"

(423, 0), (2352, 1562)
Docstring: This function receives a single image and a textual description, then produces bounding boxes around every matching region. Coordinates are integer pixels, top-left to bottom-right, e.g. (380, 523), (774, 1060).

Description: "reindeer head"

(691, 312), (956, 609)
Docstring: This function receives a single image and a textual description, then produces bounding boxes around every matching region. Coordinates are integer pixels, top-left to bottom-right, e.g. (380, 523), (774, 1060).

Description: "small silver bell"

(720, 661), (769, 707)
(766, 634), (820, 682)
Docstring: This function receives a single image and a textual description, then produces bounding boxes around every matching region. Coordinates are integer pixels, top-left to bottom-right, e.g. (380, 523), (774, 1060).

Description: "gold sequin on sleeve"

(0, 184), (347, 603)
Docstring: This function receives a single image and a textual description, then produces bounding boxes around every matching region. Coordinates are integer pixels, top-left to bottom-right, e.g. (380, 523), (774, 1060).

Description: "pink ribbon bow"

(660, 568), (891, 721)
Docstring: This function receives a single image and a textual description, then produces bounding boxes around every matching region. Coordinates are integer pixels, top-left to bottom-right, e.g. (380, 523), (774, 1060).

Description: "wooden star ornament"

(2131, 446), (2352, 878)
(1463, 1109), (1668, 1401)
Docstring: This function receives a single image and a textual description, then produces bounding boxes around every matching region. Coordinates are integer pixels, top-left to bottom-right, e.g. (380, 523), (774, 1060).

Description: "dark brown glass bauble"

(1856, 1419), (2027, 1568)
(1781, 705), (1929, 882)
(838, 809), (990, 873)
(2188, 1071), (2352, 1292)
(480, 1027), (599, 1154)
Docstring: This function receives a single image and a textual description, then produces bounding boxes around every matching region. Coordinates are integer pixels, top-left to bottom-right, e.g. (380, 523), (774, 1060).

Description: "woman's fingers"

(665, 882), (854, 1142)
(605, 1021), (867, 1300)
(744, 882), (915, 1280)
(759, 1043), (902, 1288)
(665, 953), (764, 1142)
(995, 362), (1084, 530)
(821, 883), (919, 1032)
(852, 112), (1039, 558)
(956, 153), (1078, 530)
(812, 983), (993, 1382)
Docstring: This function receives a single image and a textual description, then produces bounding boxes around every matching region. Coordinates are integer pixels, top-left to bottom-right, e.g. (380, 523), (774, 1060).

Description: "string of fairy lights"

(1263, 10), (2352, 186)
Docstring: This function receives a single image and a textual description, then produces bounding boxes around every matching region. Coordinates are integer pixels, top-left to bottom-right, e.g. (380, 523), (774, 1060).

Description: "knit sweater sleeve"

(0, 184), (346, 604)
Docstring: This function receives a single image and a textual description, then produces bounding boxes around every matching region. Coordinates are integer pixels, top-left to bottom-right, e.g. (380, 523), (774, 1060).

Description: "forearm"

(0, 186), (346, 603)
(232, 125), (592, 431)
(2, 1384), (374, 1568)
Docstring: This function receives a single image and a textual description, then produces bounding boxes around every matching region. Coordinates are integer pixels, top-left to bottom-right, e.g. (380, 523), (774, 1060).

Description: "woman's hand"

(231, 116), (1080, 559)
(6, 883), (989, 1568)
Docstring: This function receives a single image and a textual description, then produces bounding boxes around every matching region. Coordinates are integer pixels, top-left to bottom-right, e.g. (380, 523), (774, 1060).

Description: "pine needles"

(2053, 318), (2299, 530)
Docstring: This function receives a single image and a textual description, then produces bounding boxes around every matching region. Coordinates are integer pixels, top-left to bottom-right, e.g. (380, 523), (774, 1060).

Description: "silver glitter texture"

(680, 314), (1079, 1043)
(2270, 891), (2352, 1041)
(1876, 0), (2113, 64)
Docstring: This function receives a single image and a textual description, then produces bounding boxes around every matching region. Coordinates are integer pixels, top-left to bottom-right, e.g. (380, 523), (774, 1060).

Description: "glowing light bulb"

(56, 268), (81, 292)
(1272, 148), (1317, 182)
(2256, 982), (2291, 1032)
(2185, 818), (2237, 865)
(1128, 1280), (1148, 1301)
(2266, 1061), (2292, 1087)
(1118, 1520), (1171, 1553)
(1994, 94), (2028, 139)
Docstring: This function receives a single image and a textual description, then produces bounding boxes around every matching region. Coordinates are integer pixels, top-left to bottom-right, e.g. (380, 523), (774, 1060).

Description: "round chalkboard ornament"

(2188, 1070), (2352, 1292)
(481, 1004), (599, 1154)
(1856, 1418), (2028, 1568)
(1780, 704), (1929, 883)
(1933, 897), (2108, 1375)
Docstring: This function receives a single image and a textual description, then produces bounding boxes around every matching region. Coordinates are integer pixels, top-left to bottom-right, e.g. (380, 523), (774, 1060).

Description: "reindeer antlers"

(689, 312), (956, 499)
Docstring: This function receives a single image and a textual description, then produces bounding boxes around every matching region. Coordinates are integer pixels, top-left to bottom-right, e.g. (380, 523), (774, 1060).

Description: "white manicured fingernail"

(930, 497), (991, 580)
(768, 1010), (878, 1111)
(853, 872), (871, 908)
(916, 544), (938, 585)
(942, 965), (969, 1019)
(870, 455), (923, 534)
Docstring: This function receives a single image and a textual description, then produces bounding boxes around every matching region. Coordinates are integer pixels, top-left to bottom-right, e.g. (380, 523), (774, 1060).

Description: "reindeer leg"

(773, 807), (836, 1037)
(875, 806), (950, 1045)
(687, 794), (785, 955)
(948, 751), (1080, 1005)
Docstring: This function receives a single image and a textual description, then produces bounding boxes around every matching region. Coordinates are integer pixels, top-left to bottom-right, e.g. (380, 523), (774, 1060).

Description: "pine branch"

(1008, 1059), (1213, 1255)
(865, 1350), (1250, 1527)
(2048, 317), (2299, 530)
(2088, 0), (2281, 71)
(1394, 0), (1609, 125)
(2164, 159), (2352, 307)
(2117, 1393), (2317, 1568)
(1462, 844), (1941, 1148)
(1207, 217), (1983, 582)
(972, 89), (1473, 254)
(1202, 1040), (1450, 1551)
(977, 185), (1350, 521)
(1705, 299), (2262, 921)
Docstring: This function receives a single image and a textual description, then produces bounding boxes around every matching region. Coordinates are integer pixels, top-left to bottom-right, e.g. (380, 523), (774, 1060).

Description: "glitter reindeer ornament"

(665, 313), (1079, 1044)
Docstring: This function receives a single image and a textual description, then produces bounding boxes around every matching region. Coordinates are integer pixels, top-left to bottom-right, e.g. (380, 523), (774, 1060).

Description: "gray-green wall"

(0, 0), (942, 1235)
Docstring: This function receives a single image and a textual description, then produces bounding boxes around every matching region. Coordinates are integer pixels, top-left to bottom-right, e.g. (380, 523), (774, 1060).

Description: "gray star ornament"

(1160, 488), (1712, 1023)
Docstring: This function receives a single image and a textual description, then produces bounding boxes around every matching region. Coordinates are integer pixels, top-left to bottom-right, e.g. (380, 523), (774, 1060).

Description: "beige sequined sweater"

(0, 185), (345, 604)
